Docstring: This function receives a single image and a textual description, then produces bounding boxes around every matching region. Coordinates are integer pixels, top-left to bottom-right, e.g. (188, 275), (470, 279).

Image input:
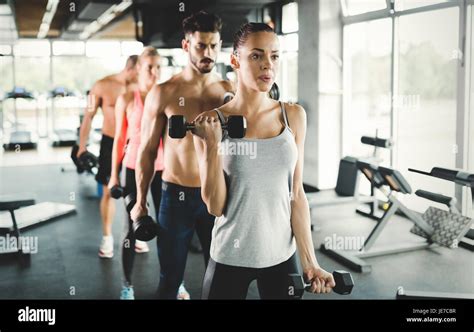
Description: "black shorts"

(95, 134), (114, 185)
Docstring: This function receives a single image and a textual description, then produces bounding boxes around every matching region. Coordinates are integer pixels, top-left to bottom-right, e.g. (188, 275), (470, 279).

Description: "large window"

(14, 57), (51, 93)
(395, 0), (451, 11)
(52, 41), (85, 56)
(277, 2), (299, 102)
(396, 8), (459, 211)
(278, 33), (298, 102)
(85, 41), (121, 57)
(468, 4), (473, 216)
(342, 0), (387, 15)
(341, 2), (466, 213)
(282, 2), (299, 33)
(0, 55), (14, 93)
(343, 18), (392, 163)
(52, 57), (127, 93)
(13, 41), (51, 93)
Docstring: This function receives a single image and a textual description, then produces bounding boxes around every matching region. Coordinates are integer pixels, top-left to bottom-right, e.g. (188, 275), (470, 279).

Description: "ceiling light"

(37, 0), (60, 39)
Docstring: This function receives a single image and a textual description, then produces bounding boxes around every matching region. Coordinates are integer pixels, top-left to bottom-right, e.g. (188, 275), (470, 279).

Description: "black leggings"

(121, 168), (162, 285)
(201, 253), (299, 299)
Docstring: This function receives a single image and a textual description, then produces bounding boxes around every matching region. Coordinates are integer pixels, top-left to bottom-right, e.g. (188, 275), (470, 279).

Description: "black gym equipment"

(110, 185), (125, 199)
(168, 115), (246, 139)
(319, 162), (473, 273)
(70, 144), (84, 174)
(0, 195), (35, 266)
(394, 167), (474, 300)
(306, 156), (361, 206)
(306, 156), (380, 233)
(306, 134), (393, 212)
(49, 87), (77, 147)
(288, 270), (354, 299)
(360, 136), (393, 148)
(355, 134), (394, 221)
(2, 87), (38, 150)
(407, 167), (474, 251)
(123, 193), (158, 242)
(396, 286), (474, 300)
(76, 150), (99, 175)
(269, 82), (280, 100)
(0, 194), (76, 266)
(112, 186), (159, 241)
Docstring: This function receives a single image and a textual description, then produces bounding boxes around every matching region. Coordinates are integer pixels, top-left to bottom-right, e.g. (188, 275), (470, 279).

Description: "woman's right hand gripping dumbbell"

(192, 112), (223, 147)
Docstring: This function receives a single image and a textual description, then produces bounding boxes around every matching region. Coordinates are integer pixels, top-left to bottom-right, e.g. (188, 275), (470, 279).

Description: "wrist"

(136, 193), (147, 206)
(300, 255), (319, 270)
(205, 141), (220, 154)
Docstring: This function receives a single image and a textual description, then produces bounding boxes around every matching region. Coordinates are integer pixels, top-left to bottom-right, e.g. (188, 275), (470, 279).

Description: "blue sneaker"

(120, 286), (134, 300)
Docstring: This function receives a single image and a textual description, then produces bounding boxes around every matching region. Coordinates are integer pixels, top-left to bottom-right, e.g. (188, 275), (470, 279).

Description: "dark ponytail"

(233, 22), (275, 54)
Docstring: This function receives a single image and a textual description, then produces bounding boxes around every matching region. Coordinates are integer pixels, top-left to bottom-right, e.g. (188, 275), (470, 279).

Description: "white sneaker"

(98, 236), (113, 258)
(135, 240), (150, 253)
(177, 282), (190, 300)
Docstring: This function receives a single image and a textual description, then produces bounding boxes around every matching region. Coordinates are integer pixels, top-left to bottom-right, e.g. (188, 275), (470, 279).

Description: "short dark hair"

(182, 10), (222, 36)
(233, 22), (275, 54)
(126, 55), (138, 69)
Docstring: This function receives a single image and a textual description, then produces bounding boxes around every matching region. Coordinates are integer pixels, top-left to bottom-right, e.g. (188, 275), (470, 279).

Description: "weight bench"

(307, 135), (393, 223)
(320, 162), (472, 273)
(0, 195), (76, 266)
(0, 194), (36, 265)
(396, 167), (474, 300)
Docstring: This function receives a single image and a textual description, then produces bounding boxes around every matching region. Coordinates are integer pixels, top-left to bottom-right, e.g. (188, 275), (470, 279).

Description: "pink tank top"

(124, 90), (164, 171)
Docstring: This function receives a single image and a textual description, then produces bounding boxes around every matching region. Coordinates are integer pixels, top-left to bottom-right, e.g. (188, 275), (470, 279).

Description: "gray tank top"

(211, 102), (298, 268)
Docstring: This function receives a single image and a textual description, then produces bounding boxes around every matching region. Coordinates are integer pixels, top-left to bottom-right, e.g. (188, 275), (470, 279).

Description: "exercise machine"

(0, 194), (76, 266)
(355, 135), (394, 220)
(320, 162), (473, 273)
(2, 87), (38, 150)
(49, 87), (78, 147)
(306, 135), (392, 208)
(396, 167), (474, 300)
(408, 167), (474, 251)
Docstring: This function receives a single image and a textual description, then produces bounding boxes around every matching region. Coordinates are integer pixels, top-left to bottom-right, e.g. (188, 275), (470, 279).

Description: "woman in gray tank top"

(192, 23), (335, 299)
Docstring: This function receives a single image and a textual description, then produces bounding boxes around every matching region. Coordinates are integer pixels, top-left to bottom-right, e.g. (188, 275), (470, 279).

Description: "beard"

(190, 54), (215, 74)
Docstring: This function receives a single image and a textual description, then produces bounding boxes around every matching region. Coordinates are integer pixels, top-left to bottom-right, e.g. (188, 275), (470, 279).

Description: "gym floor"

(1, 162), (472, 300)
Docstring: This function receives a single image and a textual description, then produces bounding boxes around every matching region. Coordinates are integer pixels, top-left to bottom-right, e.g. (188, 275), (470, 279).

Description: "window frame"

(341, 0), (470, 214)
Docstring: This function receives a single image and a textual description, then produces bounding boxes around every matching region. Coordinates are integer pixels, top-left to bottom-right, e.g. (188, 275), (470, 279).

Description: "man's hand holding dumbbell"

(168, 114), (246, 141)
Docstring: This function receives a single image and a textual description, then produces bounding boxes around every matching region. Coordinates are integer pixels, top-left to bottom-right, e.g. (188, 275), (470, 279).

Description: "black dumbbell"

(288, 270), (354, 299)
(269, 82), (280, 100)
(168, 115), (246, 139)
(78, 151), (98, 175)
(124, 193), (158, 242)
(110, 185), (124, 199)
(223, 92), (234, 104)
(71, 145), (84, 174)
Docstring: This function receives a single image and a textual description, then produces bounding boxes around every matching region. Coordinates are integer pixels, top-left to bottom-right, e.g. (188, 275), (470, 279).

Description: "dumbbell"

(124, 193), (158, 242)
(288, 270), (354, 299)
(77, 151), (98, 175)
(168, 115), (246, 139)
(71, 144), (84, 174)
(110, 185), (124, 199)
(223, 92), (235, 104)
(269, 82), (280, 100)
